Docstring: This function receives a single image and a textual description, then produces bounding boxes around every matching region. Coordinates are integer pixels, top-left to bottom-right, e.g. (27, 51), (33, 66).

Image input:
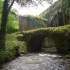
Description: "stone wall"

(19, 16), (28, 31)
(18, 16), (47, 31)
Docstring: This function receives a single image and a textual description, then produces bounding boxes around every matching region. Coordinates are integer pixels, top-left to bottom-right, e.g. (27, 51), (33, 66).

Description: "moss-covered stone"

(21, 24), (70, 53)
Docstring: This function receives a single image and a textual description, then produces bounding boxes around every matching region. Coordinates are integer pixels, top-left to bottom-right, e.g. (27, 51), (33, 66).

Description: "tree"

(1, 0), (14, 34)
(0, 0), (3, 29)
(0, 0), (53, 49)
(0, 0), (53, 34)
(0, 0), (15, 49)
(62, 0), (70, 24)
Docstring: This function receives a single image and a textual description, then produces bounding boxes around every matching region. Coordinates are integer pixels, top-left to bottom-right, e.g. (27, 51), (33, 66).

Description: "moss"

(21, 24), (70, 53)
(0, 49), (15, 64)
(0, 32), (27, 64)
(5, 33), (27, 53)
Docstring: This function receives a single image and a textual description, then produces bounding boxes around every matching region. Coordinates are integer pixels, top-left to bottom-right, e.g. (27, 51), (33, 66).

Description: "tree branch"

(8, 0), (15, 12)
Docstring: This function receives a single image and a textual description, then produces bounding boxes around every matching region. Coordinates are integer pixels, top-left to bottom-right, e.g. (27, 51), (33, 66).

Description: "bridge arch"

(27, 34), (46, 52)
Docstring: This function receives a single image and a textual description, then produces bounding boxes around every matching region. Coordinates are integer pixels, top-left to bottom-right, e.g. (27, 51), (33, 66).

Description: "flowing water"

(1, 53), (70, 70)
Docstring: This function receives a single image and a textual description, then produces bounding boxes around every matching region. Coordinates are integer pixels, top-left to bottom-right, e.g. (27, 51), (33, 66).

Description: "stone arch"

(27, 34), (46, 52)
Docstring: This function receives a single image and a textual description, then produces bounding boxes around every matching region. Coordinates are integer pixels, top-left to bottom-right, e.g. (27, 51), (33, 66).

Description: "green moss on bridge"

(20, 24), (70, 53)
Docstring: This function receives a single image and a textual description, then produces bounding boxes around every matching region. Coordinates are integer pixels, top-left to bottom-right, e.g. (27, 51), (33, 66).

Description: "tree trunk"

(0, 0), (14, 49)
(62, 0), (66, 25)
(0, 0), (9, 49)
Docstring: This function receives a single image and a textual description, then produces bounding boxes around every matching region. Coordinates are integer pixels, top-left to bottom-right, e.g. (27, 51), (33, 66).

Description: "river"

(1, 53), (70, 70)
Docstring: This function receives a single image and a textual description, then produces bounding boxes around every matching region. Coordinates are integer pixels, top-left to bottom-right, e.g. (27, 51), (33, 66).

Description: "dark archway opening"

(27, 35), (45, 52)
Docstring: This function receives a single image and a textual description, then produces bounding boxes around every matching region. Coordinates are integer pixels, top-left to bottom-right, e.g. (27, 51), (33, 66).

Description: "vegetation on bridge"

(20, 24), (70, 53)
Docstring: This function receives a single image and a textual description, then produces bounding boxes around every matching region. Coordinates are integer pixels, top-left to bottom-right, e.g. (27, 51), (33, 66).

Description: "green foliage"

(0, 49), (16, 64)
(7, 13), (19, 33)
(0, 12), (19, 33)
(5, 33), (27, 54)
(0, 0), (3, 13)
(63, 0), (70, 15)
(0, 32), (27, 64)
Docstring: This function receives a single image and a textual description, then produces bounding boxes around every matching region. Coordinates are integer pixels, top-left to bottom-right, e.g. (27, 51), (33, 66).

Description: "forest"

(0, 0), (70, 70)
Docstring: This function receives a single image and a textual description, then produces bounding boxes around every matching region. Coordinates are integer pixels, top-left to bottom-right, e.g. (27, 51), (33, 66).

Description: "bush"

(0, 48), (17, 64)
(0, 32), (27, 64)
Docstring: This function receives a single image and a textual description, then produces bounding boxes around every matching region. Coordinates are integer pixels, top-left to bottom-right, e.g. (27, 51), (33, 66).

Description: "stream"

(1, 53), (70, 70)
